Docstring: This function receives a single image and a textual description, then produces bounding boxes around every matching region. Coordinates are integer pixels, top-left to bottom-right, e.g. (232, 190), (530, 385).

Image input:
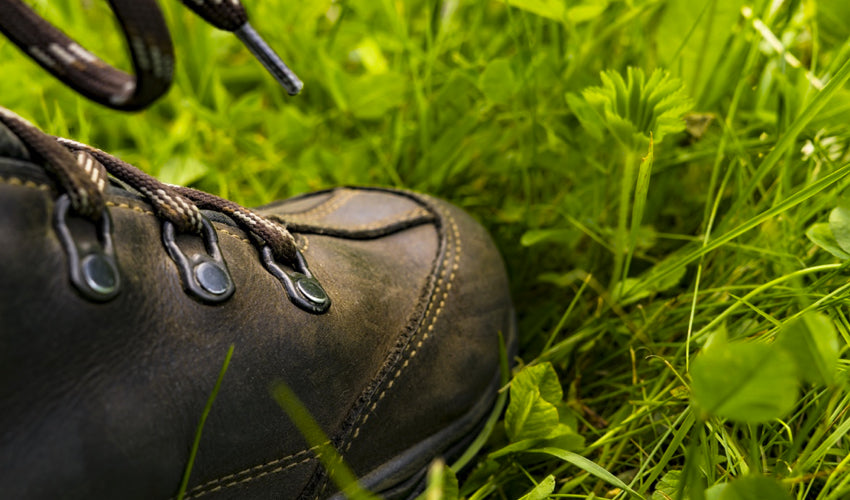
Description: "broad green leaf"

(806, 222), (850, 259)
(505, 363), (563, 441)
(775, 313), (840, 386)
(715, 476), (792, 500)
(704, 484), (727, 500)
(479, 59), (516, 105)
(690, 343), (798, 423)
(501, 0), (567, 21)
(699, 322), (728, 350)
(529, 448), (646, 499)
(656, 0), (744, 103)
(518, 475), (555, 500)
(652, 470), (685, 500)
(828, 204), (850, 253)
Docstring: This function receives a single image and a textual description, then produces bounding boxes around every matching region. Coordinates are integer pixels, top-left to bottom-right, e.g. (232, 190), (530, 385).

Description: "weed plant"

(3, 0), (850, 498)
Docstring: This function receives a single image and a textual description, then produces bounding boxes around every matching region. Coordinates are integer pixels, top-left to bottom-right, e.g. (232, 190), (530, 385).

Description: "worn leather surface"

(0, 131), (513, 499)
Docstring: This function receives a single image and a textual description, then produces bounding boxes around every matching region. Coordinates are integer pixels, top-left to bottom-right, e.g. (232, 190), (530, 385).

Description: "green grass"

(4, 0), (850, 498)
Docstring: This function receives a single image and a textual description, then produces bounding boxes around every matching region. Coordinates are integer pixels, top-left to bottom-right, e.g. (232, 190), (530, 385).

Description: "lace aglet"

(234, 23), (303, 96)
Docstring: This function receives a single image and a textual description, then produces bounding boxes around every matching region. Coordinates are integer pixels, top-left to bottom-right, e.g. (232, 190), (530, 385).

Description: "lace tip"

(234, 23), (303, 96)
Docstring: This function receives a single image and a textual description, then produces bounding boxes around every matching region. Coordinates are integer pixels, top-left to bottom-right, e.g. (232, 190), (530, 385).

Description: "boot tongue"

(0, 122), (30, 161)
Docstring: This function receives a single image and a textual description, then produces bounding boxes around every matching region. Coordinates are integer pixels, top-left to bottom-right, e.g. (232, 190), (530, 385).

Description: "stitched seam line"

(281, 207), (430, 232)
(286, 189), (354, 221)
(106, 200), (155, 216)
(180, 442), (327, 499)
(184, 456), (317, 499)
(0, 175), (52, 191)
(315, 207), (461, 499)
(343, 207), (462, 452)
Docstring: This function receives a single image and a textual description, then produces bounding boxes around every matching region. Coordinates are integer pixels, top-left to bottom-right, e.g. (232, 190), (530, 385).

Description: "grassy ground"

(3, 0), (850, 498)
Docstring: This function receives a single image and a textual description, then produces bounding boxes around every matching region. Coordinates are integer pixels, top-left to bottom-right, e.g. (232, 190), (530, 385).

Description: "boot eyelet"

(53, 194), (121, 302)
(162, 217), (235, 303)
(261, 246), (330, 314)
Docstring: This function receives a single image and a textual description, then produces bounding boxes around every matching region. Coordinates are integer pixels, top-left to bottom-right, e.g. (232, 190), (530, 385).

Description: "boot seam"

(284, 188), (355, 219)
(0, 174), (53, 192)
(178, 442), (327, 499)
(272, 206), (433, 237)
(342, 206), (462, 449)
(308, 200), (461, 499)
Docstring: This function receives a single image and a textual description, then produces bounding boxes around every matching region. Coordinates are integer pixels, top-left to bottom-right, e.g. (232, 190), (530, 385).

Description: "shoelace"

(0, 1), (331, 312)
(0, 107), (331, 312)
(0, 0), (302, 110)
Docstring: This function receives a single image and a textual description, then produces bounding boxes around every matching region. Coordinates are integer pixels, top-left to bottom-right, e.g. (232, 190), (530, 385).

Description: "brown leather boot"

(0, 108), (515, 499)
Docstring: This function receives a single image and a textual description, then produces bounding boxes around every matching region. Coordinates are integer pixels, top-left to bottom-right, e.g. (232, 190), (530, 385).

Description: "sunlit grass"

(3, 0), (850, 498)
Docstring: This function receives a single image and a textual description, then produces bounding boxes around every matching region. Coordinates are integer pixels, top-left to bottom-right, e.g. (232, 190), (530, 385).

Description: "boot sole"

(329, 310), (518, 499)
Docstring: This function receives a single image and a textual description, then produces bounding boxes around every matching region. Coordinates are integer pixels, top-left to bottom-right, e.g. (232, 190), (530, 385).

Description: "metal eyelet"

(261, 246), (330, 314)
(162, 217), (235, 303)
(53, 194), (121, 302)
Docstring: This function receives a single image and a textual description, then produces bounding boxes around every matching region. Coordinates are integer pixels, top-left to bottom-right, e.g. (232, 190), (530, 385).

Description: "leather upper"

(0, 130), (513, 499)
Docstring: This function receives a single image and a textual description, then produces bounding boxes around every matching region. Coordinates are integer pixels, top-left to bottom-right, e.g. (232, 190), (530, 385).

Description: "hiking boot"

(0, 109), (515, 499)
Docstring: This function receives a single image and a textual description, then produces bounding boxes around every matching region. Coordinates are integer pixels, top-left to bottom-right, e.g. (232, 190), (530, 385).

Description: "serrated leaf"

(806, 222), (850, 259)
(580, 67), (691, 151)
(715, 476), (793, 500)
(479, 58), (516, 104)
(690, 343), (798, 423)
(828, 204), (850, 253)
(506, 364), (564, 441)
(775, 313), (840, 386)
(518, 475), (555, 500)
(652, 470), (683, 500)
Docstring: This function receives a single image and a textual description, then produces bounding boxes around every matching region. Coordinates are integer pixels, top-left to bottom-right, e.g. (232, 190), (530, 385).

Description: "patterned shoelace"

(0, 106), (333, 312)
(0, 0), (302, 110)
(0, 2), (330, 312)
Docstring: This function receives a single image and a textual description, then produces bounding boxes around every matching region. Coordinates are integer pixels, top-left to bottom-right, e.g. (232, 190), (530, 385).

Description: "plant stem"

(611, 148), (639, 293)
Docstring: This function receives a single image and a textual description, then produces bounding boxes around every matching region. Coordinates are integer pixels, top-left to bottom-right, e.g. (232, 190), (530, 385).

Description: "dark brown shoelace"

(0, 107), (300, 264)
(0, 0), (303, 110)
(0, 1), (329, 310)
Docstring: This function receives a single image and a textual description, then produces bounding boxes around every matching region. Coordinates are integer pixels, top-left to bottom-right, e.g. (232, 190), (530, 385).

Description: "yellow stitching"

(0, 175), (52, 192)
(185, 456), (317, 499)
(286, 189), (355, 221)
(342, 207), (462, 453)
(105, 201), (155, 216)
(182, 443), (326, 498)
(283, 207), (431, 233)
(218, 228), (252, 245)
